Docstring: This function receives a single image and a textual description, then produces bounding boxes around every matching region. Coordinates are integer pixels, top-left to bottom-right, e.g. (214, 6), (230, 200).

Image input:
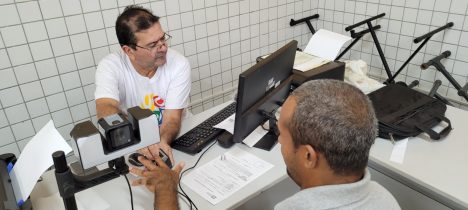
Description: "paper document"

(390, 138), (408, 164)
(294, 52), (330, 72)
(213, 114), (235, 134)
(182, 147), (274, 205)
(242, 125), (269, 147)
(10, 120), (72, 204)
(303, 29), (352, 60)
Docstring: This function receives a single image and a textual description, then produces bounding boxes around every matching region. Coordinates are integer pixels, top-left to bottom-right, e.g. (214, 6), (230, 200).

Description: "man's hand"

(130, 154), (184, 210)
(139, 141), (175, 165)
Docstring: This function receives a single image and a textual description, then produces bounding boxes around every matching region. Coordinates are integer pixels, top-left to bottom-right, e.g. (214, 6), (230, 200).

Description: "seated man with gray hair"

(275, 79), (400, 209)
(129, 79), (400, 210)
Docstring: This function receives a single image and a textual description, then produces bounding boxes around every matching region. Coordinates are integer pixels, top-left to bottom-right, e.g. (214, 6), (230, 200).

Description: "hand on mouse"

(138, 142), (174, 165)
(130, 154), (185, 210)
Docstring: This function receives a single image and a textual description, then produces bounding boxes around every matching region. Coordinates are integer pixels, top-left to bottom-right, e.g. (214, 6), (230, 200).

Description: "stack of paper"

(295, 29), (352, 72)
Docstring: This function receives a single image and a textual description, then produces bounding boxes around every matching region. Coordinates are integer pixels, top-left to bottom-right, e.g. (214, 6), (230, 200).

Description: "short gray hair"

(288, 79), (377, 176)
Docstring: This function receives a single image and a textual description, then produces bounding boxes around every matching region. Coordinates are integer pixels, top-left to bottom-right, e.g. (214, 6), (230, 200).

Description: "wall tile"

(26, 98), (49, 118)
(450, 0), (468, 15)
(14, 63), (38, 84)
(150, 1), (166, 16)
(29, 40), (53, 61)
(70, 103), (89, 122)
(0, 110), (8, 127)
(41, 76), (63, 96)
(0, 87), (23, 107)
(167, 14), (182, 31)
(23, 22), (48, 43)
(82, 84), (95, 101)
(194, 9), (206, 25)
(52, 39), (74, 60)
(0, 127), (14, 146)
(75, 50), (95, 69)
(39, 0), (63, 19)
(51, 108), (72, 127)
(5, 104), (28, 124)
(0, 69), (17, 89)
(79, 67), (95, 86)
(166, 0), (180, 15)
(7, 45), (32, 66)
(20, 81), (44, 101)
(66, 15), (87, 35)
(81, 0), (100, 13)
(46, 92), (68, 112)
(17, 1), (42, 23)
(84, 12), (105, 31)
(100, 0), (117, 10)
(70, 33), (91, 52)
(0, 5), (20, 27)
(102, 9), (118, 28)
(1, 25), (27, 47)
(0, 49), (11, 69)
(36, 59), (58, 79)
(92, 46), (110, 63)
(11, 120), (35, 140)
(61, 71), (82, 91)
(62, 0), (82, 16)
(65, 88), (86, 106)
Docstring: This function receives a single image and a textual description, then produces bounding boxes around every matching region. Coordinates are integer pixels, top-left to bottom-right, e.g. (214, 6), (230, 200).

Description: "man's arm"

(159, 108), (183, 145)
(96, 98), (120, 119)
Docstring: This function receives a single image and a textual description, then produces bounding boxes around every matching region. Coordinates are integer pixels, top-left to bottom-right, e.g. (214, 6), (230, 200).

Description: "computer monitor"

(232, 40), (297, 150)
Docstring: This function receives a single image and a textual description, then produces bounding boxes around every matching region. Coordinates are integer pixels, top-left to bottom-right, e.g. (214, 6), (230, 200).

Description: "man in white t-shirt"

(94, 5), (191, 163)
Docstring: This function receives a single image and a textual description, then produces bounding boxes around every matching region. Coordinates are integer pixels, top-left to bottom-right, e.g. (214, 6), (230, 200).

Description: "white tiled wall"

(0, 0), (318, 155)
(316, 0), (468, 107)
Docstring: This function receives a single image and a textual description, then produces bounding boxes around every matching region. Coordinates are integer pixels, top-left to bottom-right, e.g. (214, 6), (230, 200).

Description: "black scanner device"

(216, 130), (235, 148)
(128, 149), (172, 168)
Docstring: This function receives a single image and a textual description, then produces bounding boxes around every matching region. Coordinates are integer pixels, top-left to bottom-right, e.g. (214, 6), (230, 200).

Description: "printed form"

(182, 147), (274, 205)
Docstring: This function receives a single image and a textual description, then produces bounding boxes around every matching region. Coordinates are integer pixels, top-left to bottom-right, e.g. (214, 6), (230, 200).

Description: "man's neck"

(130, 60), (157, 78)
(301, 169), (364, 189)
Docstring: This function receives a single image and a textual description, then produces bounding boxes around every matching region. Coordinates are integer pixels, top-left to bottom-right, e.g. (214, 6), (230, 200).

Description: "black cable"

(178, 140), (218, 210)
(123, 174), (134, 210)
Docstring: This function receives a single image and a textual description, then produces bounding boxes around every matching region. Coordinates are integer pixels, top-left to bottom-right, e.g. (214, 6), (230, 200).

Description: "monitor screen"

(232, 40), (297, 144)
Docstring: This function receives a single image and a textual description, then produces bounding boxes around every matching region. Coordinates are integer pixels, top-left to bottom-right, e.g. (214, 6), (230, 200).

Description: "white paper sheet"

(294, 55), (330, 72)
(10, 120), (72, 204)
(390, 138), (408, 164)
(242, 125), (269, 147)
(213, 114), (235, 134)
(303, 29), (352, 60)
(182, 147), (273, 205)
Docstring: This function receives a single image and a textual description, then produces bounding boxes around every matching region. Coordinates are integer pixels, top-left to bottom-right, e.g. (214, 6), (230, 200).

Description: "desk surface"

(31, 102), (468, 210)
(369, 105), (468, 209)
(31, 101), (288, 210)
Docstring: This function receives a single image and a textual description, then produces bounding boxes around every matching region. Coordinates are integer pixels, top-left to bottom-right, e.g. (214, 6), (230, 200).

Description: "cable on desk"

(123, 174), (134, 210)
(179, 140), (218, 210)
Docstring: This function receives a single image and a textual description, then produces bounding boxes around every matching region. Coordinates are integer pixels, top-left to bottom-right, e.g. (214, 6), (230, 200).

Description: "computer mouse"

(216, 131), (235, 148)
(128, 152), (145, 167)
(128, 151), (173, 168)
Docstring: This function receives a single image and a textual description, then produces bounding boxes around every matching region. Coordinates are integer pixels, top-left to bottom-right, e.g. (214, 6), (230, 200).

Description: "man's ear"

(122, 45), (135, 60)
(302, 145), (318, 169)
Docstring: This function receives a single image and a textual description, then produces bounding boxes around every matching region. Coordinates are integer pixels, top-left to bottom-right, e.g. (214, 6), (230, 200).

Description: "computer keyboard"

(171, 102), (236, 154)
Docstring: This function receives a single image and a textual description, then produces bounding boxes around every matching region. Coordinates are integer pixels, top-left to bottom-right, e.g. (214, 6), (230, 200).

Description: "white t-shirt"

(95, 48), (191, 124)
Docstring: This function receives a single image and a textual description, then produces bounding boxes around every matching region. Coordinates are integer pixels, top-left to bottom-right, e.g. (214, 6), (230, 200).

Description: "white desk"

(31, 101), (288, 210)
(31, 102), (468, 210)
(369, 105), (468, 209)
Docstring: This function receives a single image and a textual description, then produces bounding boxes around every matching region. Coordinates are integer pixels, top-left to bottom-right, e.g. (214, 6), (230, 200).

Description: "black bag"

(368, 84), (452, 141)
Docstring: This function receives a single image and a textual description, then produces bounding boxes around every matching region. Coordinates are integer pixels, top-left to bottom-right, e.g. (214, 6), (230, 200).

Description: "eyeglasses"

(132, 33), (172, 53)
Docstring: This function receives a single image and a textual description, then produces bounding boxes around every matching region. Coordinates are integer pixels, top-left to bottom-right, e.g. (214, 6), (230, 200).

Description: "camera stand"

(52, 151), (129, 210)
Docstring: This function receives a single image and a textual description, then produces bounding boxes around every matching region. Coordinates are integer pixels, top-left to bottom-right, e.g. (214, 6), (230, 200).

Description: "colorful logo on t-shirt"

(140, 93), (165, 125)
